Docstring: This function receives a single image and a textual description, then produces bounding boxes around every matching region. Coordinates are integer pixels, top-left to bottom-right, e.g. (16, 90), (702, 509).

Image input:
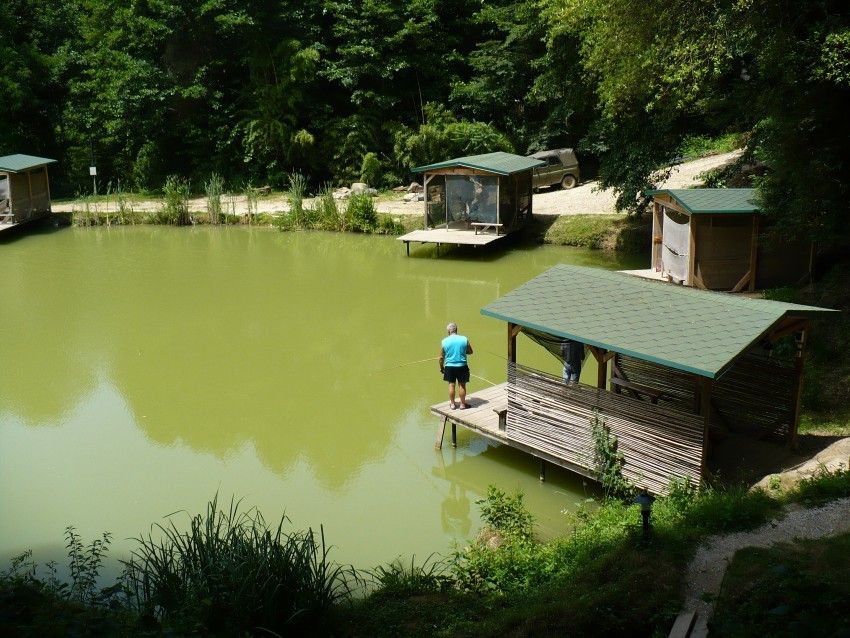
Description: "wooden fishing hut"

(398, 152), (543, 255)
(643, 188), (812, 291)
(431, 265), (836, 494)
(0, 154), (57, 231)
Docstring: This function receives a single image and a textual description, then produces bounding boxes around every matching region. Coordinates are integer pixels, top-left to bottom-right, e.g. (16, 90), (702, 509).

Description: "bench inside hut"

(466, 264), (837, 495)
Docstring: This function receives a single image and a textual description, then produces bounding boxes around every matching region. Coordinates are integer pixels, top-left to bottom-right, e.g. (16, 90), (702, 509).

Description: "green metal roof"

(0, 154), (57, 173)
(481, 265), (836, 379)
(646, 188), (758, 214)
(413, 152), (544, 176)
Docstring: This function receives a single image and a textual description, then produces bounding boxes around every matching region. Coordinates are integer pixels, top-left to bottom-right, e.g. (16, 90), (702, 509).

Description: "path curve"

(682, 496), (850, 635)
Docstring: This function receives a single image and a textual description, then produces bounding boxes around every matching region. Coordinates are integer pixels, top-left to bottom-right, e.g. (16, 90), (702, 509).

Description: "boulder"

(333, 187), (351, 200)
(403, 192), (424, 202)
(351, 182), (369, 194)
(407, 182), (423, 193)
(392, 185), (408, 192)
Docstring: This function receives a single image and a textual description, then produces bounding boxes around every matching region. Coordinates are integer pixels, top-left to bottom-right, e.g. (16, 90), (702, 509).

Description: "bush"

(360, 152), (382, 187)
(161, 175), (191, 225)
(345, 193), (377, 232)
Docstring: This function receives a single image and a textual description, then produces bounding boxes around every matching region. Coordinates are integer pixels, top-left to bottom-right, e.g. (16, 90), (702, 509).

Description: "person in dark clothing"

(561, 339), (585, 384)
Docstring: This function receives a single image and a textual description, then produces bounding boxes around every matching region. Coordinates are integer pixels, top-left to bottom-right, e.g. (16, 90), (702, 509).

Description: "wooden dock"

(431, 381), (598, 483)
(398, 228), (508, 255)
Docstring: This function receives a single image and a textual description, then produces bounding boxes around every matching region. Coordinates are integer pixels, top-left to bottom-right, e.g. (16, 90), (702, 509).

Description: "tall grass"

(287, 172), (309, 227)
(244, 182), (259, 224)
(122, 496), (357, 634)
(161, 175), (191, 225)
(205, 173), (224, 225)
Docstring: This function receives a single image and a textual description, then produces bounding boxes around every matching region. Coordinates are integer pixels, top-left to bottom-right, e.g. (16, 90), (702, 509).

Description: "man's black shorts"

(443, 365), (470, 384)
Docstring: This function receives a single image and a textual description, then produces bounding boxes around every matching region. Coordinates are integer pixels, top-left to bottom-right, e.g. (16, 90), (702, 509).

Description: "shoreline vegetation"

(3, 470), (849, 637)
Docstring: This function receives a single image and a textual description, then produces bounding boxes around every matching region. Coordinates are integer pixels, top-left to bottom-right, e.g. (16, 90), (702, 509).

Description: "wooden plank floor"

(431, 383), (508, 443)
(399, 228), (508, 248)
(0, 222), (21, 234)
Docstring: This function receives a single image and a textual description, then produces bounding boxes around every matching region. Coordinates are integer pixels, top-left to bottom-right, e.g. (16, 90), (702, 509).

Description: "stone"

(392, 185), (407, 192)
(407, 182), (423, 193)
(351, 182), (368, 194)
(403, 192), (424, 202)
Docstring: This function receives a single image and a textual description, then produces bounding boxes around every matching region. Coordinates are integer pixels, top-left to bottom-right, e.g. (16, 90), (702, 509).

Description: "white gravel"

(682, 494), (850, 635)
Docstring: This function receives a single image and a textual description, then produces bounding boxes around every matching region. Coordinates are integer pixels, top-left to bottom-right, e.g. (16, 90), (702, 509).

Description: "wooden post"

(539, 458), (546, 482)
(451, 423), (457, 448)
(789, 324), (809, 449)
(435, 416), (448, 449)
(507, 323), (521, 364)
(26, 171), (34, 219)
(45, 166), (52, 213)
(748, 214), (759, 292)
(596, 348), (608, 389)
(687, 214), (697, 287)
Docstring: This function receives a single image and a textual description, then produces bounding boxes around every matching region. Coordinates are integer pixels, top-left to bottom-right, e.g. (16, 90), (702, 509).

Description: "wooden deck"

(430, 381), (599, 484)
(0, 221), (21, 234)
(431, 383), (509, 447)
(398, 228), (508, 254)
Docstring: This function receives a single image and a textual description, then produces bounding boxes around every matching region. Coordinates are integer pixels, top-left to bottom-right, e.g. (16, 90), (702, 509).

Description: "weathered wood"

(668, 611), (697, 638)
(508, 363), (704, 494)
(435, 416), (448, 449)
(451, 422), (457, 448)
(699, 378), (713, 474)
(789, 324), (809, 449)
(610, 376), (664, 403)
(397, 228), (508, 247)
(730, 269), (752, 293)
(687, 215), (697, 286)
(748, 215), (759, 292)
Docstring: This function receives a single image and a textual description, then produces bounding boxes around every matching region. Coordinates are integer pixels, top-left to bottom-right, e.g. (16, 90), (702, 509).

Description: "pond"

(0, 226), (642, 574)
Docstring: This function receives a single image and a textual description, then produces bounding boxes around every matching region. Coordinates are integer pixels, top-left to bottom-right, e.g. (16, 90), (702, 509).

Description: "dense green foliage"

(5, 0), (848, 244)
(3, 469), (849, 636)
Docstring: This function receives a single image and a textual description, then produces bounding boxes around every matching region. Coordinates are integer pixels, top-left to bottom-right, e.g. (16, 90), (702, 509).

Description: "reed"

(244, 182), (259, 224)
(121, 495), (357, 634)
(161, 175), (191, 225)
(204, 173), (224, 225)
(286, 172), (309, 227)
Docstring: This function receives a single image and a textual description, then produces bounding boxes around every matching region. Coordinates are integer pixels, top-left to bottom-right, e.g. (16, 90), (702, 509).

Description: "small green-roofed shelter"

(398, 152), (544, 255)
(0, 154), (57, 228)
(478, 264), (836, 493)
(645, 187), (812, 291)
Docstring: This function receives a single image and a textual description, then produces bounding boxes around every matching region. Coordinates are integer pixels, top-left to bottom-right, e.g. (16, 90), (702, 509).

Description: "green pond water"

(0, 225), (641, 573)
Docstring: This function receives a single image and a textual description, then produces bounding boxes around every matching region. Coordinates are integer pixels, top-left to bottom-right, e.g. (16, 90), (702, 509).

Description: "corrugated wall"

(507, 363), (704, 494)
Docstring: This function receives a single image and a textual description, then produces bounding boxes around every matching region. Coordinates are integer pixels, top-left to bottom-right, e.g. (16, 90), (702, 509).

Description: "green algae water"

(0, 226), (641, 573)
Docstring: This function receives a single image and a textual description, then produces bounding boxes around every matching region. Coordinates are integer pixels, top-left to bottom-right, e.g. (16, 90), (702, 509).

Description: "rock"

(333, 187), (351, 200)
(403, 192), (424, 202)
(367, 188), (378, 196)
(407, 182), (423, 193)
(392, 185), (407, 192)
(351, 182), (368, 194)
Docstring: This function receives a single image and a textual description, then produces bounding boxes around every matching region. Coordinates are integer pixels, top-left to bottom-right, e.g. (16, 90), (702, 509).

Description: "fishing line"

(371, 356), (440, 375)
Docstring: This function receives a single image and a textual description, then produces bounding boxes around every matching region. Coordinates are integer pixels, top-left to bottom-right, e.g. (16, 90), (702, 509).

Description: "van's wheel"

(561, 175), (577, 189)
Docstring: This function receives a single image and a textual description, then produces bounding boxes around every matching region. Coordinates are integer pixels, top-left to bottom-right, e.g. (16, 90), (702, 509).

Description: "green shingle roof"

(647, 188), (758, 214)
(413, 152), (544, 175)
(481, 265), (836, 379)
(0, 154), (57, 173)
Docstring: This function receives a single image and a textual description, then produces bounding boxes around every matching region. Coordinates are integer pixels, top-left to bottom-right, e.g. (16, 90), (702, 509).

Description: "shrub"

(360, 152), (382, 187)
(204, 173), (224, 225)
(345, 194), (377, 232)
(590, 411), (633, 499)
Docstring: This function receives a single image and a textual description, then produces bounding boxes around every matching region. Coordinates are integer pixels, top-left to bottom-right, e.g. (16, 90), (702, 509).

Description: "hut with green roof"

(0, 154), (57, 228)
(646, 188), (812, 291)
(431, 265), (837, 494)
(398, 151), (543, 254)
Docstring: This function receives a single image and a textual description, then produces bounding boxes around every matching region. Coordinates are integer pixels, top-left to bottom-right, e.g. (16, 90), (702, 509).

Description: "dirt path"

(681, 435), (850, 636)
(53, 151), (742, 218)
(377, 150), (743, 217)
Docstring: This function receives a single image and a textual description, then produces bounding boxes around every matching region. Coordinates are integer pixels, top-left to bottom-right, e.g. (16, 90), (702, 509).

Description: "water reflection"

(0, 227), (637, 567)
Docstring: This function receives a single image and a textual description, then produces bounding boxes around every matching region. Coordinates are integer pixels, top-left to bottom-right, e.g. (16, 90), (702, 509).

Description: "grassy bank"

(540, 214), (650, 252)
(4, 468), (849, 637)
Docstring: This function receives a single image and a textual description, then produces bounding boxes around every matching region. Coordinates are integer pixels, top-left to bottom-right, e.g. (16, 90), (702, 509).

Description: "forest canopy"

(2, 0), (848, 241)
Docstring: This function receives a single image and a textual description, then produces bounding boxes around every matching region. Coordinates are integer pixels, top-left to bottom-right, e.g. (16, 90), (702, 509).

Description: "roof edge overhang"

(0, 157), (58, 173)
(645, 188), (759, 215)
(416, 164), (504, 176)
(480, 307), (718, 379)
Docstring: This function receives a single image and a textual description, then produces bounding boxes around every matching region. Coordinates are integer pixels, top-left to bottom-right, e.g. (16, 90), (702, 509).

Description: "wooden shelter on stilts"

(0, 154), (57, 232)
(398, 152), (543, 255)
(431, 265), (837, 494)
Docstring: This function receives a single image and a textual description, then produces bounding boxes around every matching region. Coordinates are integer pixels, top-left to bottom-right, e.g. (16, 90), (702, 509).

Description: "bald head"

(446, 322), (458, 334)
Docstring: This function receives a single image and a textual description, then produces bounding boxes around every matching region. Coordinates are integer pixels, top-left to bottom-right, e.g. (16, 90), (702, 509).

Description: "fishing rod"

(371, 356), (440, 375)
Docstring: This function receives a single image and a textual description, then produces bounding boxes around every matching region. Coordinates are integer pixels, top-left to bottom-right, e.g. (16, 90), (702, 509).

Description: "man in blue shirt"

(439, 322), (474, 409)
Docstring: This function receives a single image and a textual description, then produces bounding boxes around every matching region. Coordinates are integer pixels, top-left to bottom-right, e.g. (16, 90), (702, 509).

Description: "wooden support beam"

(451, 422), (457, 448)
(731, 269), (752, 293)
(539, 459), (546, 482)
(687, 215), (697, 287)
(748, 215), (759, 292)
(45, 166), (52, 213)
(789, 324), (809, 449)
(767, 318), (809, 343)
(26, 171), (34, 217)
(435, 416), (448, 449)
(507, 323), (522, 364)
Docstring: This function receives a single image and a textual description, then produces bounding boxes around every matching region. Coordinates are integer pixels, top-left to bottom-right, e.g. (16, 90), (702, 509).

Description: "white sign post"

(89, 166), (97, 196)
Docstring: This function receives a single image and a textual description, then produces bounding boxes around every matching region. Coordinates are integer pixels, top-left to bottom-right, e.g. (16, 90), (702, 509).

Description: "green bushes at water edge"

(5, 468), (849, 636)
